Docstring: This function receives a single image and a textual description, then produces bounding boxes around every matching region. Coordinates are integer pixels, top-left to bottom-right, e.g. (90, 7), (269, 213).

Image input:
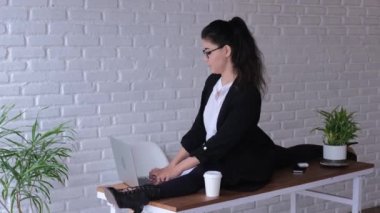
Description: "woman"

(104, 17), (323, 213)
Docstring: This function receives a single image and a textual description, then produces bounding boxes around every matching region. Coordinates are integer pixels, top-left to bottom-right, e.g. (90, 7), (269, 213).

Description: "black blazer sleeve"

(180, 75), (218, 153)
(190, 85), (262, 164)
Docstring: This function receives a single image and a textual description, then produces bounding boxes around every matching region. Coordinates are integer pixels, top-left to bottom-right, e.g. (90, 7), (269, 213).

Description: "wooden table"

(97, 161), (374, 213)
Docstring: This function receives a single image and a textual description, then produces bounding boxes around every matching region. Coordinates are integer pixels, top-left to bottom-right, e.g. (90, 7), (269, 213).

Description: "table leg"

(352, 176), (362, 213)
(290, 192), (297, 213)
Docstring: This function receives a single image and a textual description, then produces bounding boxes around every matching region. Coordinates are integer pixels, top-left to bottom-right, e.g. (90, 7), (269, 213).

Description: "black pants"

(273, 144), (323, 168)
(157, 163), (212, 199)
(155, 144), (324, 199)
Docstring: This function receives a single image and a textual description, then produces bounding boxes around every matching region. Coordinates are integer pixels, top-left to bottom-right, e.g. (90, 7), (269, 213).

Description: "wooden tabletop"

(97, 161), (374, 212)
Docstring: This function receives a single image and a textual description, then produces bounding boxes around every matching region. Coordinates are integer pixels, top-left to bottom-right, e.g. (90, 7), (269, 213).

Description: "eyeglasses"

(202, 46), (223, 59)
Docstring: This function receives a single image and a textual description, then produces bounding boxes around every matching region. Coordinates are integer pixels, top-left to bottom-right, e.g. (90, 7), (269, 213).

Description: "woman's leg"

(273, 145), (293, 168)
(273, 144), (323, 168)
(104, 164), (212, 212)
(287, 144), (323, 162)
(274, 144), (357, 169)
(157, 165), (206, 199)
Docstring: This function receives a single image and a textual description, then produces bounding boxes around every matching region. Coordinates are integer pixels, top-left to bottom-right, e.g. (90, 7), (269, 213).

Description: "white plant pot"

(323, 144), (347, 161)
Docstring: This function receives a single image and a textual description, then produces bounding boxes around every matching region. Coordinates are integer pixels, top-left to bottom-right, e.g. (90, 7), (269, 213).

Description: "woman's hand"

(148, 147), (190, 185)
(149, 166), (181, 185)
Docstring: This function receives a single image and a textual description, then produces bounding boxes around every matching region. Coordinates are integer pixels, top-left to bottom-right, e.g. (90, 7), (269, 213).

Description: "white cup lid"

(203, 171), (222, 178)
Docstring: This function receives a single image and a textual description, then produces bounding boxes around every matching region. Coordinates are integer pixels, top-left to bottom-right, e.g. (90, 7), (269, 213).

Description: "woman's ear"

(224, 45), (232, 58)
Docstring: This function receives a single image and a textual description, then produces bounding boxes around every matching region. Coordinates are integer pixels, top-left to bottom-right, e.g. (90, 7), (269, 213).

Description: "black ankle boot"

(104, 185), (160, 213)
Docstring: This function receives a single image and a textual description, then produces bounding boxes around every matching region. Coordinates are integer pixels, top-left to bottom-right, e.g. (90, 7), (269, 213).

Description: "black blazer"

(181, 74), (276, 185)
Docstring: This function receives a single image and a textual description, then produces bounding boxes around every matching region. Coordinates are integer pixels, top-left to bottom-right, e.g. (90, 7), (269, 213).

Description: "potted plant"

(0, 105), (75, 213)
(313, 106), (360, 161)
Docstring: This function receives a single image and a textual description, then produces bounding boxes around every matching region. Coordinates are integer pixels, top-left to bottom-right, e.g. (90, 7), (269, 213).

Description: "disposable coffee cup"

(203, 171), (222, 197)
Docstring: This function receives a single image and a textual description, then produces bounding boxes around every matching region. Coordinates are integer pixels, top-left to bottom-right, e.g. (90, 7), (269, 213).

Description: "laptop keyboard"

(138, 177), (151, 185)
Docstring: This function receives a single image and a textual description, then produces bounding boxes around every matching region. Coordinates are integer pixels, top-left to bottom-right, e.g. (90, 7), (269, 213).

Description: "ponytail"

(201, 17), (266, 96)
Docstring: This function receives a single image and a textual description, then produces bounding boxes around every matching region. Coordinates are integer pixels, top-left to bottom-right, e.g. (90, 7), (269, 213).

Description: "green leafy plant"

(0, 105), (75, 213)
(313, 106), (360, 146)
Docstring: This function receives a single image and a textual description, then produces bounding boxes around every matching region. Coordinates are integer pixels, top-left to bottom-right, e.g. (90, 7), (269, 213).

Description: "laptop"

(110, 137), (152, 186)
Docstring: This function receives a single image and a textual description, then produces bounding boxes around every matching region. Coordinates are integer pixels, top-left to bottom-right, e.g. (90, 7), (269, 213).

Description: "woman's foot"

(103, 187), (121, 207)
(104, 185), (160, 213)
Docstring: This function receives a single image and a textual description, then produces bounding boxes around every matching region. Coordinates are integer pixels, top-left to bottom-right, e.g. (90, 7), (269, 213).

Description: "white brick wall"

(0, 0), (379, 212)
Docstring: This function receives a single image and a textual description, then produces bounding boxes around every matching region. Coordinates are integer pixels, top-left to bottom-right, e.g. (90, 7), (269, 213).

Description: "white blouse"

(203, 78), (233, 141)
(181, 78), (233, 176)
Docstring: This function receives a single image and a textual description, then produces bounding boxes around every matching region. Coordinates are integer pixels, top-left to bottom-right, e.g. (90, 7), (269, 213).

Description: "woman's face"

(201, 39), (229, 75)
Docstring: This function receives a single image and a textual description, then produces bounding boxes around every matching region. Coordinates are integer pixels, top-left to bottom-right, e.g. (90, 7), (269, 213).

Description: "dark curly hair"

(201, 17), (266, 95)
